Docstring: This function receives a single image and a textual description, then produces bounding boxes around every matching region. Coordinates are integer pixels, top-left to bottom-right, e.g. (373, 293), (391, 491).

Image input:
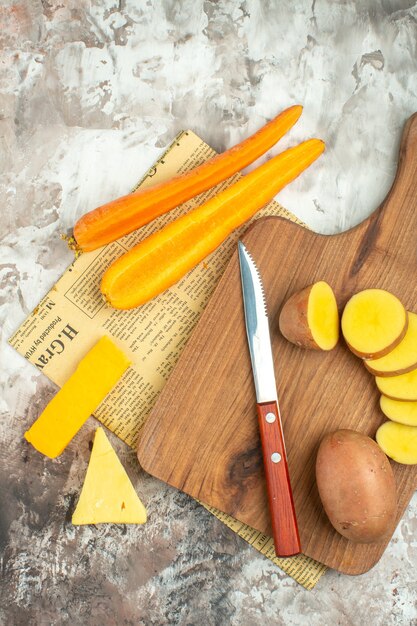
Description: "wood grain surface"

(138, 113), (417, 575)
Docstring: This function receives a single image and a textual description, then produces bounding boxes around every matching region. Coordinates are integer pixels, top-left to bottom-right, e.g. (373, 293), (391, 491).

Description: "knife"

(238, 240), (301, 557)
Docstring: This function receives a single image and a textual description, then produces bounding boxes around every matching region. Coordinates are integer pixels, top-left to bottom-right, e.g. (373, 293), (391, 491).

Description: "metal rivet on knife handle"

(266, 412), (276, 423)
(271, 452), (282, 463)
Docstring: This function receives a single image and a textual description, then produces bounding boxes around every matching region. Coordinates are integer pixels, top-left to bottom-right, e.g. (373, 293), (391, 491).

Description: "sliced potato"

(376, 421), (417, 465)
(365, 312), (417, 376)
(279, 281), (339, 350)
(341, 289), (407, 359)
(380, 395), (417, 426)
(376, 367), (417, 401)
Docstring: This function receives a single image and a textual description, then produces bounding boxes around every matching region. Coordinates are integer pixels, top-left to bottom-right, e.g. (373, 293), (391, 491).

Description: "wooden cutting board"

(138, 113), (417, 575)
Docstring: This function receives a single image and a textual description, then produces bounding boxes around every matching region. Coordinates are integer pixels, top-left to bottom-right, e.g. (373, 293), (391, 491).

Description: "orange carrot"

(101, 138), (325, 309)
(73, 105), (303, 251)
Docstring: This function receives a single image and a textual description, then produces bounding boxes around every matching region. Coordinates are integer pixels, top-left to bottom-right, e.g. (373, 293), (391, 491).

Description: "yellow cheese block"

(24, 336), (130, 458)
(72, 427), (147, 524)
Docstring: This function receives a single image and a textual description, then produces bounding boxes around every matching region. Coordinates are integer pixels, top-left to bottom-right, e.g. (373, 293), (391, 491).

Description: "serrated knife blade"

(238, 240), (301, 557)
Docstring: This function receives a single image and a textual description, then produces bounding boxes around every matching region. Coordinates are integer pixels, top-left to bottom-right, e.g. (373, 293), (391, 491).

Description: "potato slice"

(376, 367), (417, 401)
(279, 281), (339, 350)
(365, 312), (417, 376)
(380, 395), (417, 426)
(376, 421), (417, 465)
(341, 289), (407, 358)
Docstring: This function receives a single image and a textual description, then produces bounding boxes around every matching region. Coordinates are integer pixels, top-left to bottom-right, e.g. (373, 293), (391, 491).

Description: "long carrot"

(101, 138), (325, 309)
(73, 105), (303, 251)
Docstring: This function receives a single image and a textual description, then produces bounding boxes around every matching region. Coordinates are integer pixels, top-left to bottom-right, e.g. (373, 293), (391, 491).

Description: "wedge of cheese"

(24, 336), (130, 458)
(72, 427), (147, 524)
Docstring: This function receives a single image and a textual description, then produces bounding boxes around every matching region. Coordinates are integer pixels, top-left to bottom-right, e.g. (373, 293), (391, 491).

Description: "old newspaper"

(9, 130), (326, 589)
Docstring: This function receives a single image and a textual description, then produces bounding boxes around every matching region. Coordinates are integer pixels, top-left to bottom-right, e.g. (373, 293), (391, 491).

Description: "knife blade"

(238, 240), (301, 557)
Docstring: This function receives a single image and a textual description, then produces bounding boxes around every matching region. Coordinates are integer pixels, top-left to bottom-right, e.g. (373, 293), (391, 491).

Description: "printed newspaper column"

(9, 130), (325, 589)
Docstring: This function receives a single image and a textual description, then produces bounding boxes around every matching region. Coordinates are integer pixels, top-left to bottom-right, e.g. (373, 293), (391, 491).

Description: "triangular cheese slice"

(72, 427), (147, 525)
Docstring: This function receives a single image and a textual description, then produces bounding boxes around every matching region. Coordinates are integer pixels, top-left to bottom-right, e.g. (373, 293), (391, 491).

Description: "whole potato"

(316, 429), (397, 543)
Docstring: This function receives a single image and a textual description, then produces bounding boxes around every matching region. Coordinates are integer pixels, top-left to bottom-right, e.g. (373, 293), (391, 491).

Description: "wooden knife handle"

(256, 401), (301, 557)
